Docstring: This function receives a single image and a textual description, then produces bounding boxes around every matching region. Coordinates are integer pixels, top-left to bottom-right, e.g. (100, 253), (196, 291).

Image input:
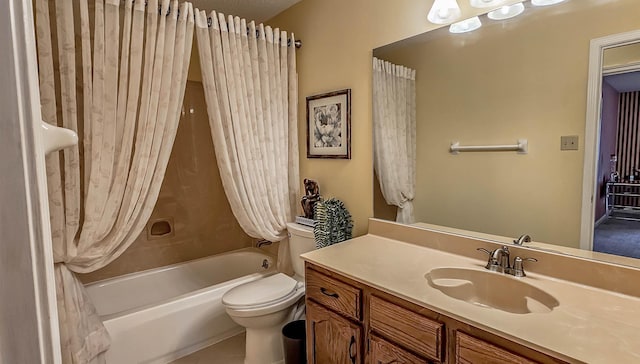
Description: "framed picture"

(306, 89), (351, 159)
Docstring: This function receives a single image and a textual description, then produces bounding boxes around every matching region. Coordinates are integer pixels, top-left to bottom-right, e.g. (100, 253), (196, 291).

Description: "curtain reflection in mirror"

(372, 57), (416, 224)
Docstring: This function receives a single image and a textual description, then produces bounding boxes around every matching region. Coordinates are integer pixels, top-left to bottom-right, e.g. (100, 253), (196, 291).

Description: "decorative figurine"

(301, 178), (321, 219)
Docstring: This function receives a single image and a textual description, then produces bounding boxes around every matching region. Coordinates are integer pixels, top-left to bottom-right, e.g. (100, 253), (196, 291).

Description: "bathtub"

(85, 248), (276, 364)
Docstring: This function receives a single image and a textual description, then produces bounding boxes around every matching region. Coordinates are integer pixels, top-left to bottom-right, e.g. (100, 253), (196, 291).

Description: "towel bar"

(450, 139), (528, 154)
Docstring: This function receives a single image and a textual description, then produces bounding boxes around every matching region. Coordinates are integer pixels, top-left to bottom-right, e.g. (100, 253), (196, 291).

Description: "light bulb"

(427, 0), (462, 24)
(449, 16), (482, 33)
(531, 0), (567, 6)
(487, 2), (525, 20)
(469, 0), (508, 8)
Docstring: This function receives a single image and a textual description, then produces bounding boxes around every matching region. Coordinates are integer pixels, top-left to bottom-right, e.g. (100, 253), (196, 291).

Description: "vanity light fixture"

(427, 0), (462, 24)
(469, 0), (508, 8)
(449, 16), (482, 33)
(531, 0), (567, 6)
(487, 2), (525, 20)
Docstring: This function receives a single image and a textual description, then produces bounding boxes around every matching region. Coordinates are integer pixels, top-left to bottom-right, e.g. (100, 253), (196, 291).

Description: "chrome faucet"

(477, 246), (510, 273)
(477, 246), (537, 277)
(513, 234), (532, 245)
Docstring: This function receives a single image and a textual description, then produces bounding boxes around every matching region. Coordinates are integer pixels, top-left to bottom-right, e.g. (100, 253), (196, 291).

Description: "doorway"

(593, 72), (640, 258)
(581, 31), (640, 257)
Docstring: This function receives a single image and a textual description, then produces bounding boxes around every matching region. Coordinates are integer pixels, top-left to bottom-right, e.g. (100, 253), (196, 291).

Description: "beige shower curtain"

(35, 0), (194, 362)
(195, 11), (299, 272)
(373, 57), (417, 224)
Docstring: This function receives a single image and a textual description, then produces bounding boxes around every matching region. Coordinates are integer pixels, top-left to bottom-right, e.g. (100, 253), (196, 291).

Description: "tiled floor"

(170, 333), (245, 364)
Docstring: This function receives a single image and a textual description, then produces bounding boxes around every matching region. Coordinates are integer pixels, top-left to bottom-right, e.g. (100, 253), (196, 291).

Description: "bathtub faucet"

(257, 240), (273, 248)
(261, 259), (270, 269)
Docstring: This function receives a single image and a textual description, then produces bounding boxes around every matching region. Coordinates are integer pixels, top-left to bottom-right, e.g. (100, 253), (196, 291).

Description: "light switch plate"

(561, 135), (579, 151)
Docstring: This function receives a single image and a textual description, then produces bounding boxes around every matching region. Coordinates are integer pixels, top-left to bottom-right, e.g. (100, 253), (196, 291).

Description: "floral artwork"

(313, 104), (342, 148)
(306, 89), (351, 159)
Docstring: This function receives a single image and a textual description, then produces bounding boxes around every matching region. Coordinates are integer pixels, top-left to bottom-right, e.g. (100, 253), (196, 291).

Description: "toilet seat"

(223, 273), (303, 310)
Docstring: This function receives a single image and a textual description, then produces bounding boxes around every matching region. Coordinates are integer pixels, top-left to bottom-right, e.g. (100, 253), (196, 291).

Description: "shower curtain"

(35, 0), (194, 362)
(195, 11), (299, 273)
(372, 57), (417, 224)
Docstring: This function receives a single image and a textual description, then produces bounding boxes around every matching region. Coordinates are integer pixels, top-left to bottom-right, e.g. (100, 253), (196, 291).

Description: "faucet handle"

(476, 247), (493, 256)
(511, 257), (538, 277)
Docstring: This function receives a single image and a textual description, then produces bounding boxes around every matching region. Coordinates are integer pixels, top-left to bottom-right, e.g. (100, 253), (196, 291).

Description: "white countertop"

(302, 234), (640, 364)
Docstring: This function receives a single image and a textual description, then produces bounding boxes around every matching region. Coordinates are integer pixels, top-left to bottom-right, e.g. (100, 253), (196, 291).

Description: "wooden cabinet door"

(307, 300), (362, 364)
(456, 331), (538, 364)
(370, 335), (430, 364)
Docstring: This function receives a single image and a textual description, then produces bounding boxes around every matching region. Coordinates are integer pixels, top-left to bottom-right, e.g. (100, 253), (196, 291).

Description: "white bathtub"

(85, 248), (276, 364)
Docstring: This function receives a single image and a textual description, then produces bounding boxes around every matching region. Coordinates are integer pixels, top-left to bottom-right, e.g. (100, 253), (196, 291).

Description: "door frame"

(580, 30), (640, 250)
(0, 1), (61, 363)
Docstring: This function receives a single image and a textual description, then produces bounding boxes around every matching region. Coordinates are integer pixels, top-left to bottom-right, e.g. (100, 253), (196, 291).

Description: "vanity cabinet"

(305, 263), (568, 364)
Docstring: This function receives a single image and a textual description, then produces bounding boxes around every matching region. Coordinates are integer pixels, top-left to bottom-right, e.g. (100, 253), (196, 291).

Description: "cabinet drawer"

(456, 331), (538, 364)
(370, 296), (443, 362)
(370, 334), (430, 364)
(306, 268), (362, 321)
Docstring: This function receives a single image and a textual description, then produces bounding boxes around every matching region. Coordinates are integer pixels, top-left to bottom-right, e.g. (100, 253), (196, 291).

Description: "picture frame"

(306, 89), (351, 159)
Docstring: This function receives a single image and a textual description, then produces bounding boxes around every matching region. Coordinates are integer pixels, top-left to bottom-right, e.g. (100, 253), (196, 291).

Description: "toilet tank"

(286, 222), (315, 278)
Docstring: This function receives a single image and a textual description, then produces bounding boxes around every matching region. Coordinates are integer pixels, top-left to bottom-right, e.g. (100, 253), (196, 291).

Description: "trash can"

(282, 320), (306, 364)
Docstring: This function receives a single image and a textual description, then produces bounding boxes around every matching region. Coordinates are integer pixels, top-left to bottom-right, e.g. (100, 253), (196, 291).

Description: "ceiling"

(190, 0), (302, 23)
(605, 71), (640, 93)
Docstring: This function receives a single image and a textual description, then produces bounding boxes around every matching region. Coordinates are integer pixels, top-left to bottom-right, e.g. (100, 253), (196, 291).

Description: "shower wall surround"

(80, 82), (252, 283)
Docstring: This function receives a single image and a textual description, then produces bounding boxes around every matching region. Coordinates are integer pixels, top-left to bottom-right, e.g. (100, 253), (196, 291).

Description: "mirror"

(372, 0), (640, 265)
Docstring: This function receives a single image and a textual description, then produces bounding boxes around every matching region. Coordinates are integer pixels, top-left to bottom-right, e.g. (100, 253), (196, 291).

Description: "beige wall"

(373, 0), (640, 248)
(268, 0), (510, 236)
(80, 82), (252, 283)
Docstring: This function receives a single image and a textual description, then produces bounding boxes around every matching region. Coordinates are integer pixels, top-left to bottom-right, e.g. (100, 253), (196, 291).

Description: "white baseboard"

(594, 213), (609, 228)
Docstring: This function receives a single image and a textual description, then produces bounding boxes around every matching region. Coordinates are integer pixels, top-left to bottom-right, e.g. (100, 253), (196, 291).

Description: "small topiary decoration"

(313, 198), (354, 249)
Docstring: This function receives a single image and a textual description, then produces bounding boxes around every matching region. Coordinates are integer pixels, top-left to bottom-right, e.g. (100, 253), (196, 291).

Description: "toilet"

(222, 222), (315, 364)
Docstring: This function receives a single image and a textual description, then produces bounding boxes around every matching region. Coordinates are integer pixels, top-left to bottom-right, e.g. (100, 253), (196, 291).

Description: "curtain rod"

(198, 16), (303, 48)
(123, 0), (303, 48)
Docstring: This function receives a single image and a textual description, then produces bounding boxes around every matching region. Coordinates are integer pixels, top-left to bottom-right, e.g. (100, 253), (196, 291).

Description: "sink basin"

(425, 267), (559, 314)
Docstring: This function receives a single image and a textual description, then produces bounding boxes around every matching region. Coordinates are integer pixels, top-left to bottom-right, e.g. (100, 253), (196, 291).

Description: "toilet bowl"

(222, 222), (315, 364)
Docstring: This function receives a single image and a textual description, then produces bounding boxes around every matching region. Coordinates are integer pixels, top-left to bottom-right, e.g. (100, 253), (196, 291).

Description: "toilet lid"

(222, 273), (300, 309)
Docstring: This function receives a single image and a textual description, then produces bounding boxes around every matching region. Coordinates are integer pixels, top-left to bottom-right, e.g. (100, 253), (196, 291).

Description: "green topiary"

(313, 198), (353, 249)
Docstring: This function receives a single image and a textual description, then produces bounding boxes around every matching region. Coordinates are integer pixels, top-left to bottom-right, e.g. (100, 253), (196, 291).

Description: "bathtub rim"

(85, 247), (277, 321)
(84, 247), (275, 287)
